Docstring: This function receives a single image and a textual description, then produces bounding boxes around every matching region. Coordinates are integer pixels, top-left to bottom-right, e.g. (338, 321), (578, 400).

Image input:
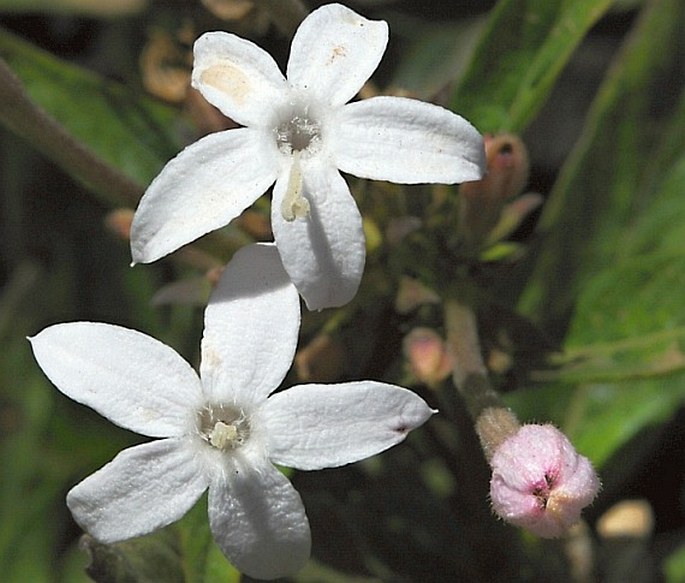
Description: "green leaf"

(174, 501), (239, 583)
(622, 154), (685, 258)
(521, 153), (681, 455)
(505, 378), (685, 468)
(665, 543), (685, 583)
(507, 22), (685, 465)
(0, 330), (77, 581)
(450, 0), (613, 131)
(518, 0), (685, 329)
(80, 500), (239, 583)
(0, 27), (182, 202)
(83, 533), (185, 583)
(507, 163), (685, 467)
(391, 16), (486, 99)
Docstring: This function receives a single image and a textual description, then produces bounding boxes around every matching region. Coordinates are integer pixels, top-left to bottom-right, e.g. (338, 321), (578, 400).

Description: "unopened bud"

(596, 499), (656, 581)
(403, 327), (453, 388)
(490, 424), (600, 538)
(140, 30), (191, 104)
(461, 133), (530, 202)
(459, 134), (530, 247)
(597, 499), (654, 540)
(105, 208), (134, 241)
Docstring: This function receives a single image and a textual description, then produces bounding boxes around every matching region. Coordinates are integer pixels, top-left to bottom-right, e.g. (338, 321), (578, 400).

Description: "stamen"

(196, 403), (250, 451)
(281, 151), (310, 221)
(209, 421), (238, 450)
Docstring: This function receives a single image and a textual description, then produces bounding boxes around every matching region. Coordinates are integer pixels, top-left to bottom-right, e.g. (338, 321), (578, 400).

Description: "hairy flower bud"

(489, 424), (600, 538)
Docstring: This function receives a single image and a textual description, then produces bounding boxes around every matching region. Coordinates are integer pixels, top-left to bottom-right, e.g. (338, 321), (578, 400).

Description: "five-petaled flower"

(130, 2), (485, 310)
(489, 424), (600, 538)
(29, 244), (435, 580)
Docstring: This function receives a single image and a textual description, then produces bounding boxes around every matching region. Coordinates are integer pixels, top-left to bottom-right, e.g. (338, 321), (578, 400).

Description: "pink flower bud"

(460, 133), (530, 203)
(402, 327), (453, 388)
(105, 208), (134, 241)
(458, 133), (530, 247)
(490, 424), (600, 538)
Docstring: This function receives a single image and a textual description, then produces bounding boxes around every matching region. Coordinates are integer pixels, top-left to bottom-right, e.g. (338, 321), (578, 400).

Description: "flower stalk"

(444, 297), (600, 537)
(444, 297), (520, 461)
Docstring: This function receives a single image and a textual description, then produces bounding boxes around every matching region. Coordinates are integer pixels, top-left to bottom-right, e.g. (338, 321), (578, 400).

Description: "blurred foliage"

(510, 0), (685, 466)
(450, 0), (614, 132)
(0, 27), (181, 203)
(0, 0), (683, 581)
(0, 0), (147, 17)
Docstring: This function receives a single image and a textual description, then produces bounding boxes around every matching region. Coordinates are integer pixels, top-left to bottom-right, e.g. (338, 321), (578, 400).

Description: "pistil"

(281, 151), (310, 221)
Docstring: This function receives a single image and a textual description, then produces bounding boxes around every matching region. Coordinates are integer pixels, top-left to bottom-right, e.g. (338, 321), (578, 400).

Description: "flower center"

(197, 404), (250, 452)
(532, 471), (557, 510)
(275, 110), (321, 155)
(273, 100), (323, 222)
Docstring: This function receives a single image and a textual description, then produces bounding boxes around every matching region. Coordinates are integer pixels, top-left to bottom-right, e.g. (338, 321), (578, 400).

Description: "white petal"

(201, 244), (300, 405)
(208, 457), (310, 580)
(130, 128), (278, 264)
(67, 439), (208, 542)
(192, 31), (288, 127)
(334, 96), (486, 184)
(29, 322), (201, 438)
(262, 382), (436, 470)
(271, 157), (365, 310)
(286, 3), (388, 107)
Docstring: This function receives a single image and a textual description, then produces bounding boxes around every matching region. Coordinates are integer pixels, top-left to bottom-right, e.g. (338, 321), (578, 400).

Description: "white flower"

(130, 3), (485, 310)
(29, 243), (435, 580)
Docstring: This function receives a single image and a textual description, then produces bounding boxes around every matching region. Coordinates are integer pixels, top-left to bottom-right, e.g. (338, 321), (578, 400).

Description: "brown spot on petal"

(201, 62), (250, 104)
(202, 346), (222, 370)
(328, 45), (347, 64)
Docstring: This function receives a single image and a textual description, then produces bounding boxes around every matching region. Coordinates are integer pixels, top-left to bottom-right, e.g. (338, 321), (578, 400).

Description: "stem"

(443, 298), (520, 461)
(0, 57), (143, 207)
